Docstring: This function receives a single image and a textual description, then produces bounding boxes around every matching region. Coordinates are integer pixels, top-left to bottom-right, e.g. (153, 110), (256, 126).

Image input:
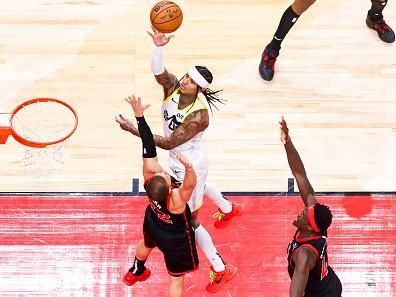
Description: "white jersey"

(162, 88), (208, 160)
(161, 88), (209, 212)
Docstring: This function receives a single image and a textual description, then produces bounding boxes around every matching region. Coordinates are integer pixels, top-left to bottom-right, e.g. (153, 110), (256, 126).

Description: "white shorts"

(169, 149), (208, 212)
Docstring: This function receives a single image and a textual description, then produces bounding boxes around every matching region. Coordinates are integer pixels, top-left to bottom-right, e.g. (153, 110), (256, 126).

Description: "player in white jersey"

(161, 85), (210, 212)
(116, 27), (243, 292)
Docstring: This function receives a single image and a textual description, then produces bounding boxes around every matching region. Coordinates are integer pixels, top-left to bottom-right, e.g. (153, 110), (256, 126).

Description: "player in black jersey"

(117, 95), (199, 297)
(280, 117), (342, 297)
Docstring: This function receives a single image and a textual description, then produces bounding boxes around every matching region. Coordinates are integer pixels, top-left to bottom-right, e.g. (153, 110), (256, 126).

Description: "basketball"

(150, 1), (183, 33)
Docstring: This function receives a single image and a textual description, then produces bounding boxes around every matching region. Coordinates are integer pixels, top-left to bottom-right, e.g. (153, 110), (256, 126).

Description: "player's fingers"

(115, 114), (124, 123)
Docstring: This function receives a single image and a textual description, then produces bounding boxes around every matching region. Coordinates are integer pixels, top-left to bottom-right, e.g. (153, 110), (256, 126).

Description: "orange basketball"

(150, 1), (183, 33)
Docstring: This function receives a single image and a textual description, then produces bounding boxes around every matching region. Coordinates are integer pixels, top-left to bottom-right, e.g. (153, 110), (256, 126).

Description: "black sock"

(128, 257), (147, 276)
(368, 0), (387, 22)
(136, 116), (157, 158)
(269, 6), (300, 51)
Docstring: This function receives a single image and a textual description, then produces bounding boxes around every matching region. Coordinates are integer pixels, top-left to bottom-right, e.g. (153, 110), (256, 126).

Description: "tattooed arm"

(153, 109), (209, 150)
(117, 108), (209, 150)
(155, 68), (179, 99)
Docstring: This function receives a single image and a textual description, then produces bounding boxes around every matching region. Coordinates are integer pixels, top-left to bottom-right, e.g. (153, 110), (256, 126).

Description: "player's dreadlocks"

(195, 66), (226, 112)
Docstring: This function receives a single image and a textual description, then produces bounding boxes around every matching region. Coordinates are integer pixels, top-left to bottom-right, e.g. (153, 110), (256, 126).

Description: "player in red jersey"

(280, 117), (342, 297)
(118, 95), (198, 297)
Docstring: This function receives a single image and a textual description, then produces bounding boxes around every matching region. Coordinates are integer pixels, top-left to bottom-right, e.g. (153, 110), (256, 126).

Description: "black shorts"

(143, 210), (199, 275)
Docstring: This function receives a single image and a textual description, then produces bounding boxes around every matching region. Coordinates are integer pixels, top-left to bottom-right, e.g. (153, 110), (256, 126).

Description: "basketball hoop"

(0, 98), (78, 148)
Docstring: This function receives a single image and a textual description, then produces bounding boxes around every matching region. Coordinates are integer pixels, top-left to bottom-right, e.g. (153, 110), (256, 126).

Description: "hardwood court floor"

(0, 0), (395, 193)
(0, 194), (395, 296)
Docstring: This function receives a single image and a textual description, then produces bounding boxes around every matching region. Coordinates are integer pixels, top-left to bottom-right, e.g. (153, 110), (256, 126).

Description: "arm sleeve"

(136, 116), (157, 158)
(151, 46), (165, 75)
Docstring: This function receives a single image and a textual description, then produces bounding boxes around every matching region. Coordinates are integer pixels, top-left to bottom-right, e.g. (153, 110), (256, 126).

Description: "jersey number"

(150, 202), (173, 224)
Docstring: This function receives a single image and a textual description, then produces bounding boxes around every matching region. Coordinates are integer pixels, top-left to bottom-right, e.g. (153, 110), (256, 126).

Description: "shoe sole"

(258, 64), (274, 81)
(225, 266), (238, 282)
(214, 204), (245, 229)
(122, 270), (151, 286)
(234, 203), (245, 216)
(206, 266), (238, 293)
(366, 18), (395, 43)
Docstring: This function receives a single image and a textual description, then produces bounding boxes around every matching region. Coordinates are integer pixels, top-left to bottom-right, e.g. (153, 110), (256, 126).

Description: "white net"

(22, 141), (68, 177)
(10, 99), (77, 177)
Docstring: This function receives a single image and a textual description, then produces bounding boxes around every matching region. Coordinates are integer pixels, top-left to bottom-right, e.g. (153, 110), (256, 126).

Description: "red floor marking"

(341, 195), (374, 219)
(0, 195), (395, 296)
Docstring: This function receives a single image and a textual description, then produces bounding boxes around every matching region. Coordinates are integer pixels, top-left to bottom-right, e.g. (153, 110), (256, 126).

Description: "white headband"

(188, 66), (210, 89)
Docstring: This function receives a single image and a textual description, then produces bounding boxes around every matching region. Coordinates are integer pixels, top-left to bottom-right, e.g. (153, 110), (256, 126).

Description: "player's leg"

(191, 211), (237, 292)
(168, 274), (185, 297)
(161, 226), (198, 296)
(205, 182), (245, 229)
(191, 211), (225, 273)
(259, 0), (316, 81)
(204, 182), (232, 213)
(366, 0), (395, 43)
(189, 152), (244, 228)
(123, 239), (153, 286)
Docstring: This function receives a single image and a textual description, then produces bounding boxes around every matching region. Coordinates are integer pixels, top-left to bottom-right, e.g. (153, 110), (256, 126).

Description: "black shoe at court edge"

(258, 44), (280, 81)
(366, 15), (395, 43)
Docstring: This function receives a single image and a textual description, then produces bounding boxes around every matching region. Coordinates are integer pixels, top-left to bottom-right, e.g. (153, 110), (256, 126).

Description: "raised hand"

(115, 114), (139, 136)
(279, 116), (290, 144)
(125, 95), (151, 117)
(176, 153), (193, 170)
(147, 25), (174, 47)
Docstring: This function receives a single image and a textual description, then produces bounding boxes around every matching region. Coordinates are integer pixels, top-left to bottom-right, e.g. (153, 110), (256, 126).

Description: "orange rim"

(10, 98), (78, 148)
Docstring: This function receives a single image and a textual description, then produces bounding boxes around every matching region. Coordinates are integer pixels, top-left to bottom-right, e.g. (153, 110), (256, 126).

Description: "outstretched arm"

(280, 117), (317, 206)
(147, 26), (179, 98)
(116, 95), (162, 180)
(137, 115), (163, 180)
(289, 248), (317, 297)
(175, 154), (196, 203)
(117, 108), (209, 150)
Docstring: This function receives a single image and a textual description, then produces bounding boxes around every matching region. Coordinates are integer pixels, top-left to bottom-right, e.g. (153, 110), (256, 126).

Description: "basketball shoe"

(122, 268), (151, 286)
(213, 202), (245, 229)
(259, 44), (279, 81)
(366, 15), (395, 43)
(206, 264), (238, 293)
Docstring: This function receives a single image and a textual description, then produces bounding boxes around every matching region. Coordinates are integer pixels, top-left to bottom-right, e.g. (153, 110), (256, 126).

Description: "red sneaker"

(258, 44), (279, 81)
(366, 16), (395, 43)
(213, 202), (245, 229)
(122, 268), (151, 286)
(206, 264), (238, 293)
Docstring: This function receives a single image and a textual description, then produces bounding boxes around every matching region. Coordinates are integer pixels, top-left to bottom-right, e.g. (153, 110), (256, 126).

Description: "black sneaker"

(366, 16), (395, 43)
(258, 44), (279, 81)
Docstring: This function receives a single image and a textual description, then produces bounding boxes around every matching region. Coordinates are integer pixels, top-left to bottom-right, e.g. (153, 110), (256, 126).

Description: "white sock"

(204, 182), (232, 213)
(194, 225), (225, 272)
